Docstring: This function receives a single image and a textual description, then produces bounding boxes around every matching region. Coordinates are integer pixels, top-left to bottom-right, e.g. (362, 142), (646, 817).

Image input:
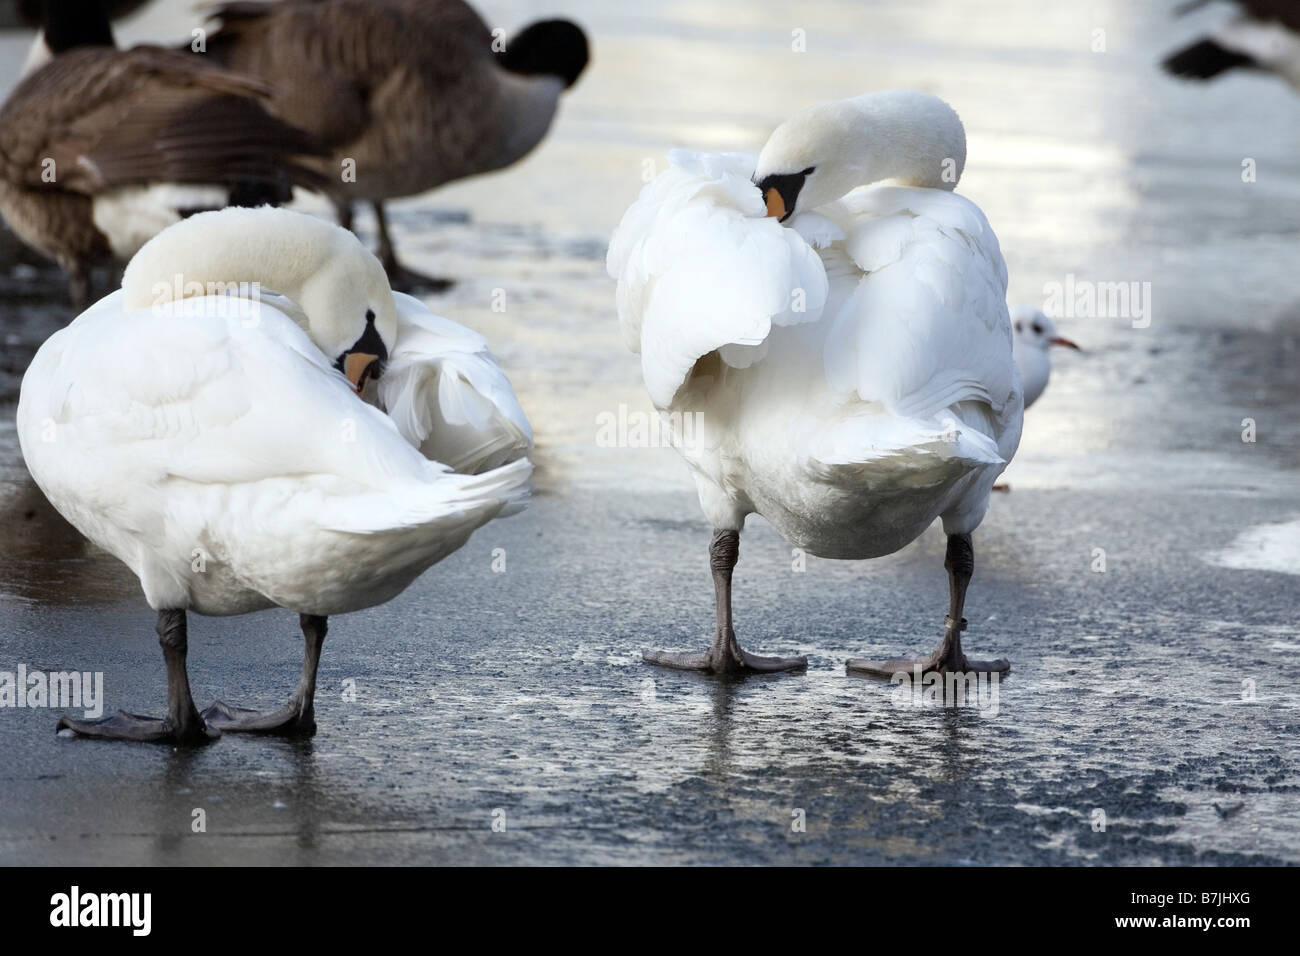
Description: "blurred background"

(0, 1), (1297, 865)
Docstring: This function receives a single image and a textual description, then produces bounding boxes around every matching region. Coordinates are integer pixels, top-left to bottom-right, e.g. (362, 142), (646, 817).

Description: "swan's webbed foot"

(845, 625), (1011, 678)
(643, 629), (807, 675)
(201, 699), (316, 737)
(846, 534), (1011, 679)
(57, 609), (217, 745)
(57, 710), (218, 745)
(202, 613), (329, 736)
(643, 528), (807, 676)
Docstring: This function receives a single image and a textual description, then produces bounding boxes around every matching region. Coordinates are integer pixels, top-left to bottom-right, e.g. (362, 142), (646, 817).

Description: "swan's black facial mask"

(754, 166), (814, 222)
(335, 308), (388, 394)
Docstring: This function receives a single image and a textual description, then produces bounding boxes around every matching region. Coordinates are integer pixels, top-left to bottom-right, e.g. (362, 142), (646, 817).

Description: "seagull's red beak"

(1049, 336), (1081, 351)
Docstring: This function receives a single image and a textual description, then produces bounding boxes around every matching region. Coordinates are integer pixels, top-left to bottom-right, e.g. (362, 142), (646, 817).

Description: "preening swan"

(608, 91), (1022, 677)
(1011, 306), (1080, 410)
(17, 207), (532, 743)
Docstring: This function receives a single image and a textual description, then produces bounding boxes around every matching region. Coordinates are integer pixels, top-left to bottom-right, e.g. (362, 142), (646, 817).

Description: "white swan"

(608, 91), (1022, 677)
(17, 206), (532, 743)
(1010, 306), (1080, 410)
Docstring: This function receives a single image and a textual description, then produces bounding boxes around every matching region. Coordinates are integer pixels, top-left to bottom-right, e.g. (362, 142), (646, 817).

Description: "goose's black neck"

(41, 0), (115, 54)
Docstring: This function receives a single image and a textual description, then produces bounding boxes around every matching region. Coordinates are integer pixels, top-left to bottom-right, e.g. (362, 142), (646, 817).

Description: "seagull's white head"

(753, 91), (967, 221)
(1010, 306), (1080, 353)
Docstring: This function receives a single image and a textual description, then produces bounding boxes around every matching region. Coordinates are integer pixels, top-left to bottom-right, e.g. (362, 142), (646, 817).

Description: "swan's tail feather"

(323, 458), (532, 535)
(378, 298), (534, 475)
(807, 413), (1002, 486)
(382, 352), (533, 474)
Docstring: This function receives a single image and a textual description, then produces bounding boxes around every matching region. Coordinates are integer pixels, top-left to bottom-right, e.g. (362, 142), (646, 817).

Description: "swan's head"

(754, 91), (966, 221)
(295, 241), (398, 395)
(753, 112), (842, 221)
(1010, 306), (1080, 353)
(122, 206), (398, 395)
(498, 19), (589, 88)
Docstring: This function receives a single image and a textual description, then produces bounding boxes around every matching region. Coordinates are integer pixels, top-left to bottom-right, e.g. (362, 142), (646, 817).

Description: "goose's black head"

(26, 0), (116, 54)
(497, 19), (589, 89)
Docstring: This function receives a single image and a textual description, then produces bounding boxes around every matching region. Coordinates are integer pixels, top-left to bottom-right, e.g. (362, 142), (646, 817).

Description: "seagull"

(1010, 305), (1081, 410)
(608, 91), (1022, 677)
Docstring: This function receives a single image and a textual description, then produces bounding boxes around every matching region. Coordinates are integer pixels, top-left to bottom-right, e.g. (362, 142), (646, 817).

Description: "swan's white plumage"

(18, 289), (531, 617)
(376, 293), (534, 474)
(608, 146), (1021, 559)
(608, 150), (828, 409)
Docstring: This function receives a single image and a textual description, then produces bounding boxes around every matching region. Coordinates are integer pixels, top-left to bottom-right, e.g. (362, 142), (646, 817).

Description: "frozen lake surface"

(0, 0), (1297, 864)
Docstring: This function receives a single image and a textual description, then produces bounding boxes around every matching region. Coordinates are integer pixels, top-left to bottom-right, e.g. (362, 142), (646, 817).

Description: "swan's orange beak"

(1049, 336), (1081, 351)
(343, 352), (380, 393)
(764, 187), (786, 220)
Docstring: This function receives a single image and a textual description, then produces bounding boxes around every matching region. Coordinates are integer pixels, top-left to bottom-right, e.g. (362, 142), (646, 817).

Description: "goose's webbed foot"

(373, 200), (453, 293)
(381, 260), (454, 295)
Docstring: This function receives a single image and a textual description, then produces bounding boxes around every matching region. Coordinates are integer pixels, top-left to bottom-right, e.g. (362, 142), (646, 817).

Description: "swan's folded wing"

(376, 293), (533, 474)
(25, 293), (450, 497)
(606, 150), (828, 409)
(823, 187), (1016, 425)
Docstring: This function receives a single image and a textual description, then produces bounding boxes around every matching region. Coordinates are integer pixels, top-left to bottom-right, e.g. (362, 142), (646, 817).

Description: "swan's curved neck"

(122, 208), (346, 313)
(758, 91), (968, 215)
(841, 90), (967, 191)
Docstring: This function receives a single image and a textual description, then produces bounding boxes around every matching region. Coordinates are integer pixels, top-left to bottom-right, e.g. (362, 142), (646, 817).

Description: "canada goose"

(1163, 0), (1300, 89)
(608, 92), (1022, 677)
(202, 0), (589, 292)
(18, 206), (532, 743)
(0, 0), (325, 308)
(15, 0), (152, 76)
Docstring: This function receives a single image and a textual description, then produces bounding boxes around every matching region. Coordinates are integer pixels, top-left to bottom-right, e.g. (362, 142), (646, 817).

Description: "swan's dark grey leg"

(846, 533), (1010, 677)
(203, 614), (327, 736)
(643, 529), (808, 675)
(57, 609), (218, 744)
(372, 201), (452, 293)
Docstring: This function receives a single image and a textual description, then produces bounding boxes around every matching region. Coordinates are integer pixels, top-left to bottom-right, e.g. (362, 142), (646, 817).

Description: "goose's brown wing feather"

(203, 0), (495, 152)
(0, 46), (325, 194)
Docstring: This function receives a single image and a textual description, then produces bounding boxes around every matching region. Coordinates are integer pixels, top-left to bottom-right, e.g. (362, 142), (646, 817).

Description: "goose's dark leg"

(202, 614), (327, 736)
(57, 609), (217, 744)
(372, 201), (452, 293)
(643, 529), (808, 675)
(334, 197), (354, 233)
(846, 533), (1010, 677)
(66, 261), (91, 312)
